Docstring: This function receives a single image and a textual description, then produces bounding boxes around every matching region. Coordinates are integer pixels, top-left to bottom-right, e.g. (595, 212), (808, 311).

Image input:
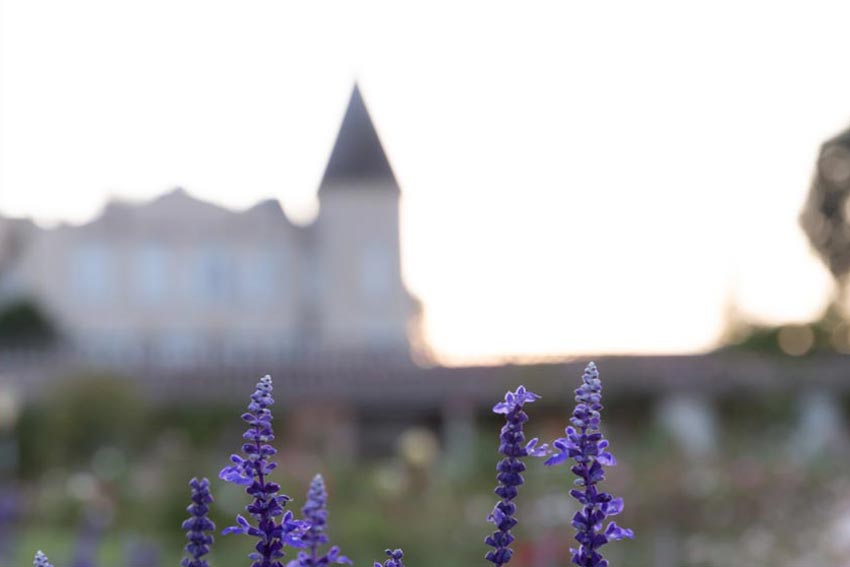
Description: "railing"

(2, 347), (850, 405)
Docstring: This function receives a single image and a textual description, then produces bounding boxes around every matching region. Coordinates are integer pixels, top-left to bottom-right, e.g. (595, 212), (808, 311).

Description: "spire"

(319, 84), (400, 193)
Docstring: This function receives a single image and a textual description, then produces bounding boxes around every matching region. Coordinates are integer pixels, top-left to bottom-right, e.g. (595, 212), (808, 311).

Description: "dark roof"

(319, 84), (400, 193)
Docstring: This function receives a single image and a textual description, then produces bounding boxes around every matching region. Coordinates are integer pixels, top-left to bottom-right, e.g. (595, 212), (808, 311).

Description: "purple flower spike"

(373, 549), (405, 567)
(286, 474), (351, 567)
(485, 385), (545, 567)
(33, 551), (53, 567)
(182, 477), (216, 567)
(221, 375), (306, 567)
(546, 362), (633, 567)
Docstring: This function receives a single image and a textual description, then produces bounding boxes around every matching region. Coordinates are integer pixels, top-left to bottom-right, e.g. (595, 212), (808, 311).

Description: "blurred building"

(0, 85), (417, 364)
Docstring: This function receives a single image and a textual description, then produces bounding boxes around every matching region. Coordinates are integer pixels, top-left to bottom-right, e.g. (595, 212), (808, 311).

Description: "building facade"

(0, 85), (417, 364)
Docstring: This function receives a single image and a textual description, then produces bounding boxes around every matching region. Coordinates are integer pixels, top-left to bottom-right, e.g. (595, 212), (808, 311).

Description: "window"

(239, 248), (281, 305)
(71, 242), (112, 303)
(134, 242), (168, 304)
(193, 246), (235, 304)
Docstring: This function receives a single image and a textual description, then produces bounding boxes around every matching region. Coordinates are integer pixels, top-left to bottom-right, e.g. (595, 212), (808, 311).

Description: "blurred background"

(4, 2), (850, 566)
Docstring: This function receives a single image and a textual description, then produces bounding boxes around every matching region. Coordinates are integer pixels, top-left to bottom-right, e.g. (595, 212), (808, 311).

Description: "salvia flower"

(374, 549), (404, 567)
(34, 551), (54, 567)
(545, 362), (633, 567)
(220, 375), (306, 567)
(287, 474), (351, 567)
(182, 477), (216, 567)
(485, 385), (547, 567)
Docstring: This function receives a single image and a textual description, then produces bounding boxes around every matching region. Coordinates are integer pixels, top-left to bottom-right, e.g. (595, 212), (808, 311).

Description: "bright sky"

(0, 1), (844, 363)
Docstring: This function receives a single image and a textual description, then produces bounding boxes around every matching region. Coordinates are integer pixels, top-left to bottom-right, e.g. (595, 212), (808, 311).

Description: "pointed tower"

(319, 84), (401, 193)
(310, 84), (413, 356)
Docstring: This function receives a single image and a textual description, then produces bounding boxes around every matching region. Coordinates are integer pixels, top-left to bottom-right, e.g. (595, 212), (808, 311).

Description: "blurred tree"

(721, 126), (850, 355)
(0, 298), (56, 347)
(801, 126), (850, 303)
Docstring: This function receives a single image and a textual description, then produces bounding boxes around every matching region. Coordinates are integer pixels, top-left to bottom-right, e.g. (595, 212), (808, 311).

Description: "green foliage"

(10, 375), (848, 567)
(719, 301), (850, 356)
(150, 404), (238, 449)
(5, 390), (846, 567)
(0, 298), (56, 346)
(717, 392), (795, 429)
(17, 374), (148, 475)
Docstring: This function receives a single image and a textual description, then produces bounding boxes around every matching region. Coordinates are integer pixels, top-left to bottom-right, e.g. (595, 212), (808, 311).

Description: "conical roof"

(319, 84), (400, 193)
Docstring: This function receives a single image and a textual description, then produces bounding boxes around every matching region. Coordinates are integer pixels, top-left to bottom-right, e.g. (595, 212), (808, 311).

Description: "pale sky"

(0, 1), (844, 363)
